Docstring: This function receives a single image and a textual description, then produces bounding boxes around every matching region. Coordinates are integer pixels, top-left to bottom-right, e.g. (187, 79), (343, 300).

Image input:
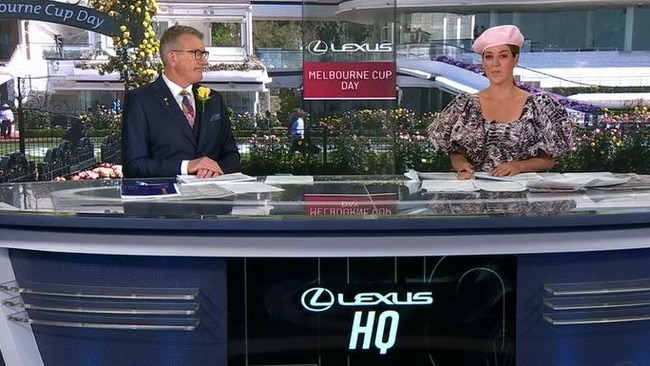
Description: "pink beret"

(472, 25), (524, 54)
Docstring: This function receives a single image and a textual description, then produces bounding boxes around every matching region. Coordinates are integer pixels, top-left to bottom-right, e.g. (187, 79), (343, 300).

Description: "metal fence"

(6, 121), (644, 182)
(0, 129), (119, 183)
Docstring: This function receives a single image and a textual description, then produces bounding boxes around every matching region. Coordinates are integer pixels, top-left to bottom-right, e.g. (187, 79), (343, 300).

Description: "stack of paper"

(473, 180), (527, 192)
(409, 170), (630, 193)
(421, 179), (477, 192)
(264, 175), (314, 185)
(176, 173), (285, 194)
(474, 172), (543, 182)
(217, 182), (284, 194)
(404, 170), (456, 181)
(526, 172), (630, 191)
(176, 172), (255, 184)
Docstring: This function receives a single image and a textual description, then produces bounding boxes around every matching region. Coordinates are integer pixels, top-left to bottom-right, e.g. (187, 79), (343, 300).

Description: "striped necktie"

(179, 90), (195, 128)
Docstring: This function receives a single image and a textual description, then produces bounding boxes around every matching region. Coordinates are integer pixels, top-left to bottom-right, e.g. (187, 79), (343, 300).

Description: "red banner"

(303, 62), (396, 100)
(304, 193), (396, 216)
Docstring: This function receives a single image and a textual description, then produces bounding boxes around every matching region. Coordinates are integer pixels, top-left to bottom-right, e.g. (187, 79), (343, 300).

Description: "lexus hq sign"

(300, 287), (434, 354)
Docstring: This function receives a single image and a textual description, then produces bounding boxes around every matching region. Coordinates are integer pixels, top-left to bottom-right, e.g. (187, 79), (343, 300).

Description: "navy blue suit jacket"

(122, 77), (241, 178)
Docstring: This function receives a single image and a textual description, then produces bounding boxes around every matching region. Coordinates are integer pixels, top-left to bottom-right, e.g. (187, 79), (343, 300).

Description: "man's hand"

(491, 161), (521, 177)
(188, 157), (224, 178)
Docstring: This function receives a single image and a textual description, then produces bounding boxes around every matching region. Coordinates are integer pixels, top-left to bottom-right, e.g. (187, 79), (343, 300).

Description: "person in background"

(63, 117), (86, 148)
(122, 25), (240, 178)
(427, 25), (575, 179)
(54, 34), (64, 58)
(94, 40), (103, 59)
(288, 108), (306, 153)
(0, 103), (14, 139)
(111, 98), (122, 114)
(265, 110), (272, 130)
(289, 108), (305, 141)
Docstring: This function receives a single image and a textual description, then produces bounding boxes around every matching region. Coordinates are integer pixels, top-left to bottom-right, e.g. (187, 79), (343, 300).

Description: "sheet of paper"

(526, 174), (630, 191)
(404, 180), (421, 195)
(421, 179), (478, 192)
(230, 205), (274, 215)
(526, 178), (586, 191)
(216, 182), (285, 194)
(264, 175), (314, 185)
(473, 180), (527, 192)
(562, 172), (614, 179)
(560, 173), (628, 187)
(176, 183), (234, 200)
(579, 176), (630, 187)
(404, 169), (419, 181)
(404, 169), (459, 181)
(177, 172), (256, 185)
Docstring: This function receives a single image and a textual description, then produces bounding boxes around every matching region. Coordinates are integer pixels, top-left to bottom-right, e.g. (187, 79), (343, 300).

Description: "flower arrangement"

(74, 61), (109, 70)
(54, 163), (123, 181)
(196, 86), (212, 113)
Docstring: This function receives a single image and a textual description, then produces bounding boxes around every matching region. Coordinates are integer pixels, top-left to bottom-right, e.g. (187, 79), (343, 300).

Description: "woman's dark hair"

(482, 44), (521, 58)
(507, 44), (521, 57)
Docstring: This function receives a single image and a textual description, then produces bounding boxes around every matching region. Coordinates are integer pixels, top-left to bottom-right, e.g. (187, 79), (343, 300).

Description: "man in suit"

(122, 25), (240, 178)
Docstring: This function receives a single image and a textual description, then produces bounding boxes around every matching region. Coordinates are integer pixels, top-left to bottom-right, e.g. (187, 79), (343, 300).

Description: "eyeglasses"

(171, 49), (209, 60)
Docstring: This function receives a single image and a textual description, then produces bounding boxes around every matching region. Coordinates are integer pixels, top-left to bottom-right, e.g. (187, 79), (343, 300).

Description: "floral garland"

(205, 55), (266, 72)
(75, 56), (265, 72)
(434, 55), (601, 114)
(88, 0), (161, 89)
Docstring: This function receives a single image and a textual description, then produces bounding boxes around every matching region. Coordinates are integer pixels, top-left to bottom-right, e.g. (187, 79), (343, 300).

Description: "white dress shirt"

(161, 74), (195, 175)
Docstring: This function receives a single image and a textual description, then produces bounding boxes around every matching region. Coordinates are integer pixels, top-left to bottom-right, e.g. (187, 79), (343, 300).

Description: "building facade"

(1, 0), (650, 115)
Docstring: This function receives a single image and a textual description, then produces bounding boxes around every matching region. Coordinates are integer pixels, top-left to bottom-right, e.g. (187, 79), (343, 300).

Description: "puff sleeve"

(427, 93), (486, 159)
(428, 93), (469, 151)
(528, 94), (576, 158)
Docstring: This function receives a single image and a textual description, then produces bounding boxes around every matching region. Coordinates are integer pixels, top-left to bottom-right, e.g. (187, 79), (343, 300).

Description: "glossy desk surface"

(1, 174), (650, 256)
(0, 174), (650, 232)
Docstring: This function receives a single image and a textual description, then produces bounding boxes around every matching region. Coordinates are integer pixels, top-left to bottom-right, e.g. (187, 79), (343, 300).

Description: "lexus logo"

(307, 40), (328, 56)
(306, 40), (394, 55)
(301, 287), (335, 312)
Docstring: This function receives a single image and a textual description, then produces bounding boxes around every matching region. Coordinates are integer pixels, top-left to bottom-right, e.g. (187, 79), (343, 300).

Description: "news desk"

(2, 175), (650, 366)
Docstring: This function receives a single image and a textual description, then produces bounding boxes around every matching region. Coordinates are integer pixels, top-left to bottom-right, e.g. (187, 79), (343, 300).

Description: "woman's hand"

(456, 163), (475, 180)
(491, 161), (521, 177)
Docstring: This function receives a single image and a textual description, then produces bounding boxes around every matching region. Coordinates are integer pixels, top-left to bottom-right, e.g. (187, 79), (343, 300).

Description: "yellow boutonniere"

(196, 86), (212, 113)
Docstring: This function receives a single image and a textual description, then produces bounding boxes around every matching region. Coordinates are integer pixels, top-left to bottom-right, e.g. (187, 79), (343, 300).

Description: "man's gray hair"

(159, 25), (204, 64)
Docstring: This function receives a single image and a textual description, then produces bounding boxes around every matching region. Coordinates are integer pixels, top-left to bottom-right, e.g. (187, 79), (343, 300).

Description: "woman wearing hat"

(427, 25), (575, 179)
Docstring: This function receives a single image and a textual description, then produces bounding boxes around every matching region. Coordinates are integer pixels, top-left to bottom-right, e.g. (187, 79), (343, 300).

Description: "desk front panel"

(4, 250), (515, 366)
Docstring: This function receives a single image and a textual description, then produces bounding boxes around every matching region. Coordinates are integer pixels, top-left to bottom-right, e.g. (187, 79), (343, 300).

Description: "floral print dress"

(427, 93), (576, 172)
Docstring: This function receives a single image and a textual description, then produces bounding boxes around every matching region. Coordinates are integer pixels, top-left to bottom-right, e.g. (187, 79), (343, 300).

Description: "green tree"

(278, 89), (301, 124)
(212, 23), (240, 47)
(253, 21), (302, 49)
(302, 21), (372, 44)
